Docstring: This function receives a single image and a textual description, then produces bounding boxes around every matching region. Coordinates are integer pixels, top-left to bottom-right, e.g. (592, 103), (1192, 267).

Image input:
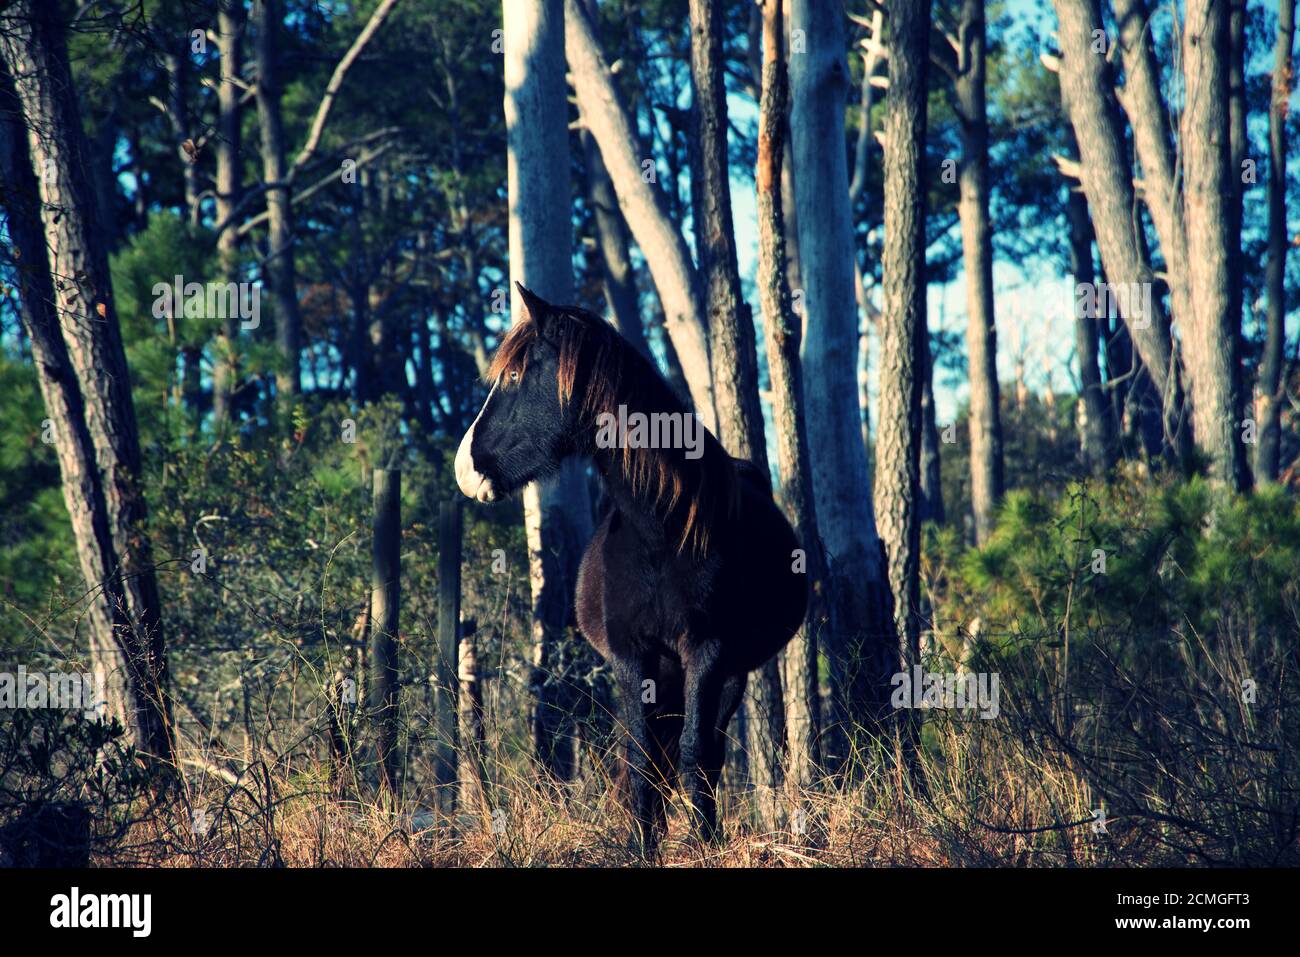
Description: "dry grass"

(101, 711), (1126, 868)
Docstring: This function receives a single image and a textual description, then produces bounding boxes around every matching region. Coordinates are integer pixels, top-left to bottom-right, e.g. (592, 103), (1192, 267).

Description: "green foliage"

(0, 708), (160, 866)
(0, 356), (74, 620)
(937, 388), (1081, 536)
(922, 474), (1300, 865)
(929, 471), (1300, 645)
(108, 211), (218, 444)
(136, 400), (533, 782)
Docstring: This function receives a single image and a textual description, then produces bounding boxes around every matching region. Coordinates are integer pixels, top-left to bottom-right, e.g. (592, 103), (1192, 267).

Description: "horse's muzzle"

(455, 429), (496, 502)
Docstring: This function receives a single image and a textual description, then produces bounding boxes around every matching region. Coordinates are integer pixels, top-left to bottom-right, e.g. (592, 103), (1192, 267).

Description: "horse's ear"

(515, 282), (553, 332)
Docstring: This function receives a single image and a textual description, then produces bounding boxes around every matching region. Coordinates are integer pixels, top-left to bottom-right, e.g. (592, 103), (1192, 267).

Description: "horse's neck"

(587, 412), (729, 555)
(591, 455), (671, 546)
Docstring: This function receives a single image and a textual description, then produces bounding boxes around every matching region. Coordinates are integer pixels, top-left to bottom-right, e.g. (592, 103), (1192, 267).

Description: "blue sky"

(720, 0), (1296, 432)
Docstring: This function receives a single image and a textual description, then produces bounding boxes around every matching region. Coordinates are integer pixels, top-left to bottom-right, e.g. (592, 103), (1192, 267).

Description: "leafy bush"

(922, 473), (1300, 864)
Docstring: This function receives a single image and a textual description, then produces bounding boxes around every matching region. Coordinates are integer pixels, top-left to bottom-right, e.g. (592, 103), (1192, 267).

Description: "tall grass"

(3, 473), (1296, 867)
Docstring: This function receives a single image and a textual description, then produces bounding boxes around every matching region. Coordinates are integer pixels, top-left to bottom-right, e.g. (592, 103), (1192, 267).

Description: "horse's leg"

(700, 672), (746, 836)
(647, 706), (682, 841)
(680, 638), (725, 842)
(612, 651), (659, 856)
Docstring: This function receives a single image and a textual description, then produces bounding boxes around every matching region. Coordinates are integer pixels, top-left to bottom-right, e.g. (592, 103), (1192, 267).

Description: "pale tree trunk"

(919, 332), (945, 524)
(1051, 0), (1187, 466)
(953, 0), (1003, 544)
(563, 0), (716, 429)
(1109, 0), (1241, 484)
(847, 7), (884, 211)
(1112, 0), (1194, 348)
(581, 128), (650, 358)
(1257, 0), (1296, 482)
(1180, 0), (1246, 489)
(212, 0), (245, 424)
(874, 0), (929, 721)
(1227, 0), (1247, 485)
(154, 50), (209, 414)
(1058, 70), (1118, 477)
(505, 0), (594, 781)
(781, 136), (803, 318)
(789, 0), (897, 755)
(1067, 185), (1117, 477)
(688, 0), (785, 828)
(369, 468), (401, 797)
(578, 0), (648, 359)
(756, 0), (822, 801)
(0, 10), (172, 762)
(254, 0), (303, 402)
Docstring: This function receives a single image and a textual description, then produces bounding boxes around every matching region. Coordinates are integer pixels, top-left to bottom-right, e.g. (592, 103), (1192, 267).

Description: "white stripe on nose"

(455, 386), (497, 502)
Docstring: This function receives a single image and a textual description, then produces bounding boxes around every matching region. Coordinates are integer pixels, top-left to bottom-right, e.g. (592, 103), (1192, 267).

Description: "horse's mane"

(487, 304), (735, 556)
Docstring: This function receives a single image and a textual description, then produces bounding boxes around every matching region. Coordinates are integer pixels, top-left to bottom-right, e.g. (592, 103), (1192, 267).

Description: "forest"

(0, 0), (1297, 872)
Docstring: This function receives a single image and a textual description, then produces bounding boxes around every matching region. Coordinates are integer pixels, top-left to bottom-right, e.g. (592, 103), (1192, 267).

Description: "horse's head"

(455, 284), (583, 503)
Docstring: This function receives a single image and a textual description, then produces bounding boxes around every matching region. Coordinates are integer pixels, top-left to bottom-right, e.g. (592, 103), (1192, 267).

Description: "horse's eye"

(509, 369), (520, 382)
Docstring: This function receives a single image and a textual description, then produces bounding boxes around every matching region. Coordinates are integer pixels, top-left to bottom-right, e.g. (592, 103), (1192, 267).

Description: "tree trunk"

(212, 0), (245, 424)
(1257, 0), (1296, 482)
(1112, 0), (1194, 354)
(1052, 0), (1187, 466)
(563, 0), (716, 429)
(919, 331), (945, 524)
(576, 0), (647, 359)
(954, 0), (1003, 544)
(874, 0), (929, 725)
(369, 468), (401, 797)
(349, 278), (376, 403)
(0, 11), (172, 762)
(1067, 185), (1117, 477)
(161, 49), (201, 225)
(581, 128), (650, 358)
(687, 0), (786, 828)
(506, 0), (595, 781)
(781, 136), (803, 319)
(1227, 0), (1247, 486)
(756, 0), (822, 799)
(254, 0), (303, 403)
(1180, 0), (1246, 489)
(414, 310), (438, 435)
(789, 0), (898, 755)
(1057, 71), (1118, 477)
(689, 0), (766, 466)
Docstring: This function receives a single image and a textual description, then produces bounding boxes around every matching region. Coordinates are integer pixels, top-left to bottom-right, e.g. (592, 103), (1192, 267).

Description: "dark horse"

(455, 284), (806, 849)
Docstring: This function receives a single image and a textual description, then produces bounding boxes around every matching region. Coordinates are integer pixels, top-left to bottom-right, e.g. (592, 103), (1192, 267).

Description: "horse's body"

(576, 456), (804, 838)
(456, 285), (807, 848)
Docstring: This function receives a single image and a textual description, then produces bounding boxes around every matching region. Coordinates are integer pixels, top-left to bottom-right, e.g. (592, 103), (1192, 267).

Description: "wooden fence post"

(436, 499), (462, 811)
